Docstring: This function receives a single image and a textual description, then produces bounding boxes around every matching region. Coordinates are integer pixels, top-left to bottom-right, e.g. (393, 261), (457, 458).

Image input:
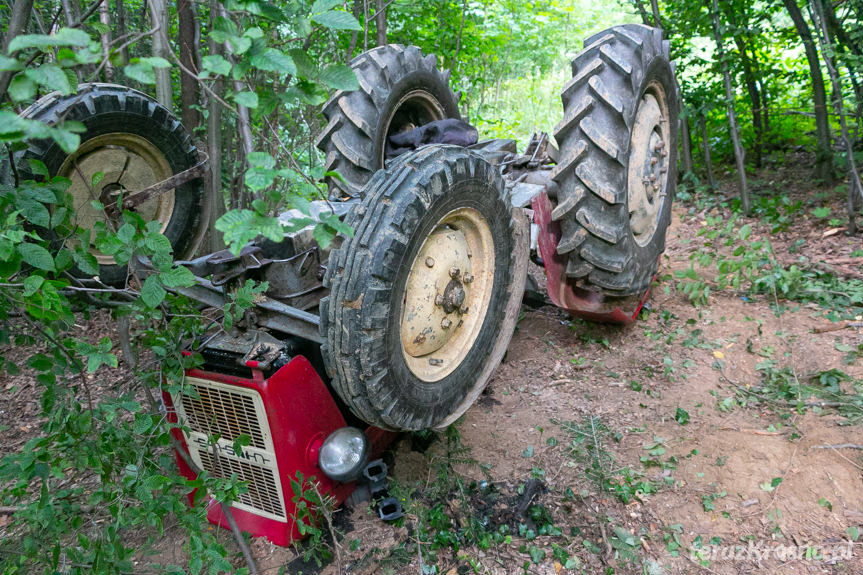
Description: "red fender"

(532, 192), (651, 325)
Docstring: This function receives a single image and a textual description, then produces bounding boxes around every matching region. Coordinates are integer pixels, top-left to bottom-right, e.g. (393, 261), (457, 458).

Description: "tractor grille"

(179, 381), (267, 449)
(174, 377), (287, 521)
(198, 450), (285, 518)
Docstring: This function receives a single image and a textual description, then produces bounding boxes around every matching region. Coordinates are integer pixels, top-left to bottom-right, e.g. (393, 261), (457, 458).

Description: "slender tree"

(177, 0), (201, 132)
(149, 0), (173, 108)
(711, 0), (750, 213)
(0, 0), (36, 101)
(810, 0), (862, 230)
(782, 0), (833, 183)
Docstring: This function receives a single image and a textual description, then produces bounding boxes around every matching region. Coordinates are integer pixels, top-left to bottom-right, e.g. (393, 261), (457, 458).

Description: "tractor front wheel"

(321, 145), (527, 431)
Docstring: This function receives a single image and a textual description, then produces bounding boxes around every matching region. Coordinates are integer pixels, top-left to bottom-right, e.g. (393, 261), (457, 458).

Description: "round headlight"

(318, 427), (369, 482)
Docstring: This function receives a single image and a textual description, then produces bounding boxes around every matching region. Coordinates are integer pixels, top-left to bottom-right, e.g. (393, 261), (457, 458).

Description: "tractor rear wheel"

(19, 83), (205, 285)
(551, 25), (678, 296)
(316, 45), (460, 199)
(320, 145), (527, 431)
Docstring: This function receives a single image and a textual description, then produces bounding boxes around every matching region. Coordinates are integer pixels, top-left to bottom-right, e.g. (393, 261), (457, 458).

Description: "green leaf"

(250, 49), (296, 75)
(674, 407), (690, 425)
(22, 275), (44, 296)
(141, 275), (166, 308)
(124, 58), (170, 85)
(738, 224), (751, 241)
(7, 28), (91, 52)
(72, 250), (99, 275)
(50, 127), (80, 154)
(8, 74), (36, 102)
(18, 243), (55, 272)
(133, 414), (152, 434)
(0, 55), (22, 71)
(319, 64), (358, 91)
(25, 64), (72, 95)
(230, 36), (252, 55)
(233, 91), (259, 109)
(847, 526), (861, 541)
(311, 0), (343, 14)
(247, 152), (276, 169)
(521, 446), (534, 458)
(312, 10), (362, 31)
(201, 54), (231, 76)
(160, 266), (197, 288)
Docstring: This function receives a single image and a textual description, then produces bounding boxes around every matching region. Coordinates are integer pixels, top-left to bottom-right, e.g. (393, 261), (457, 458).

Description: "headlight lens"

(318, 427), (369, 482)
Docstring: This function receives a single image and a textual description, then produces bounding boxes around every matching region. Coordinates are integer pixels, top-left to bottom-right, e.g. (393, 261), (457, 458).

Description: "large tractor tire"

(316, 45), (460, 199)
(551, 25), (678, 296)
(320, 145), (528, 431)
(19, 83), (205, 285)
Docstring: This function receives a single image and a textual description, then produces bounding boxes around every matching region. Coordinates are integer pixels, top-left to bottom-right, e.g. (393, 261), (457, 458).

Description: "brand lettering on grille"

(191, 436), (272, 466)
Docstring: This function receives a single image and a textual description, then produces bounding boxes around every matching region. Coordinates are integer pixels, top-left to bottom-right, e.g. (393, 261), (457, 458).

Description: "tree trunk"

(711, 0), (749, 214)
(218, 4), (254, 207)
(345, 0), (361, 63)
(632, 0), (653, 26)
(0, 0), (36, 101)
(116, 0), (130, 66)
(783, 0), (832, 183)
(811, 0), (862, 230)
(650, 0), (662, 29)
(206, 0), (225, 252)
(148, 0), (173, 108)
(679, 104), (695, 177)
(98, 0), (113, 81)
(733, 36), (763, 167)
(699, 113), (716, 189)
(374, 0), (386, 46)
(452, 0), (467, 73)
(177, 0), (201, 132)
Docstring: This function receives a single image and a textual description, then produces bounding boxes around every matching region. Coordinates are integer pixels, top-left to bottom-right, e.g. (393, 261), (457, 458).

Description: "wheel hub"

(627, 84), (670, 247)
(400, 207), (495, 382)
(58, 133), (176, 265)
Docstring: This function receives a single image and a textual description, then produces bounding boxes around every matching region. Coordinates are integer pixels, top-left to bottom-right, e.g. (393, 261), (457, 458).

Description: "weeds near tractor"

(673, 213), (863, 318)
(750, 364), (863, 423)
(555, 417), (660, 505)
(289, 472), (342, 567)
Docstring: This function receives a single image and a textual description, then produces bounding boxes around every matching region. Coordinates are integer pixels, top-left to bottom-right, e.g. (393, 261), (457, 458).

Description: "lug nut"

(435, 294), (444, 306)
(449, 267), (460, 278)
(441, 318), (452, 329)
(650, 157), (658, 165)
(649, 174), (657, 182)
(460, 305), (469, 315)
(463, 273), (474, 284)
(425, 257), (435, 268)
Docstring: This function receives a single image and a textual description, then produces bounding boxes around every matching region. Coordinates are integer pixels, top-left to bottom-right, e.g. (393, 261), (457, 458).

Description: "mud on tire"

(551, 25), (679, 296)
(19, 83), (205, 285)
(316, 45), (460, 199)
(320, 145), (524, 431)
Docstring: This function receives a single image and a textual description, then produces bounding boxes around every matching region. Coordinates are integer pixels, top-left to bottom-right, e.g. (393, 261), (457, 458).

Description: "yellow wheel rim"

(58, 132), (176, 265)
(400, 207), (495, 382)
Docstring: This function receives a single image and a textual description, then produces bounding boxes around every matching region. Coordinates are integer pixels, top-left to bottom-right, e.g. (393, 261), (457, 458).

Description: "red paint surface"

(532, 192), (650, 324)
(166, 356), (397, 547)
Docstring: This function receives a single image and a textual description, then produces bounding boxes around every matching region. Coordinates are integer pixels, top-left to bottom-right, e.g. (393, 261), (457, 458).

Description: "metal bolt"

(435, 294), (444, 306)
(460, 305), (469, 315)
(425, 257), (435, 268)
(650, 157), (658, 165)
(463, 273), (474, 284)
(449, 267), (460, 278)
(660, 166), (668, 174)
(441, 318), (452, 329)
(661, 150), (668, 157)
(649, 174), (657, 182)
(429, 358), (444, 366)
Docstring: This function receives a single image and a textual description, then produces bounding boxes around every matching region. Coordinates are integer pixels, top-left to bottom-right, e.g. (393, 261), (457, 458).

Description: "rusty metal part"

(169, 278), (323, 344)
(121, 151), (209, 210)
(202, 329), (286, 370)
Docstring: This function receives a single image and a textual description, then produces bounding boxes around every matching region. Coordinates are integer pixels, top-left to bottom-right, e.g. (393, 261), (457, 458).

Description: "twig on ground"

(811, 443), (863, 450)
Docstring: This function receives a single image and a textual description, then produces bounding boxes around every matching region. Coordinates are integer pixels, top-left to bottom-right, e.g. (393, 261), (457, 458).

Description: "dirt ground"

(2, 158), (862, 574)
